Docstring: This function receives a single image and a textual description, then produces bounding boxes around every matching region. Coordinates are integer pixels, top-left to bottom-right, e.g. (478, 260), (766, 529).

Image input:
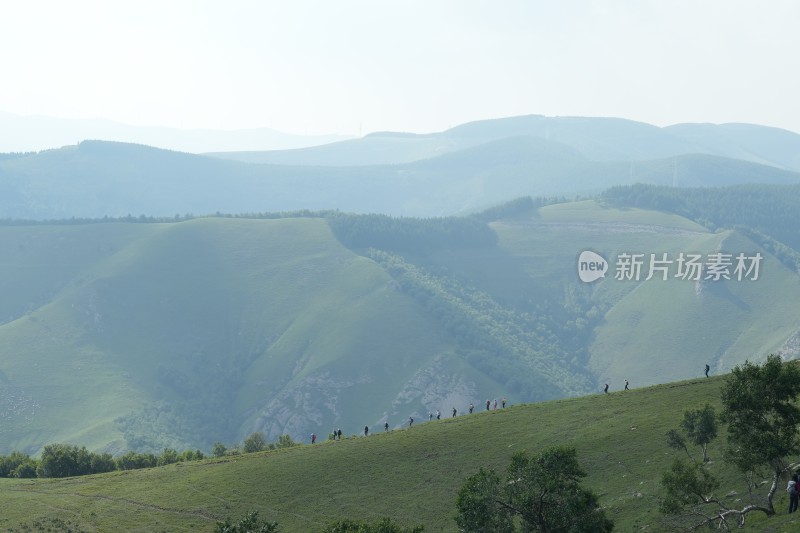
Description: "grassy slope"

(0, 223), (162, 453)
(491, 200), (800, 388)
(2, 374), (798, 532)
(2, 202), (799, 456)
(0, 218), (466, 454)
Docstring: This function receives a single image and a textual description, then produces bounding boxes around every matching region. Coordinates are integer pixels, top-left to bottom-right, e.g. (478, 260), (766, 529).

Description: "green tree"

(274, 434), (297, 449)
(454, 468), (513, 533)
(454, 446), (613, 532)
(12, 460), (38, 478)
(720, 355), (800, 514)
(212, 442), (228, 457)
(666, 404), (718, 463)
(660, 355), (800, 529)
(115, 451), (157, 470)
(659, 457), (721, 520)
(158, 448), (179, 466)
(0, 451), (34, 478)
(90, 452), (116, 474)
(682, 404), (718, 463)
(180, 449), (205, 461)
(243, 432), (267, 453)
(37, 443), (92, 478)
(319, 517), (424, 532)
(215, 511), (279, 533)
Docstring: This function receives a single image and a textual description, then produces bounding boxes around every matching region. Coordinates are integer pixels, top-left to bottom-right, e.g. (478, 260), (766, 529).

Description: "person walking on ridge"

(705, 364), (710, 378)
(789, 480), (799, 513)
(452, 407), (457, 417)
(624, 379), (629, 391)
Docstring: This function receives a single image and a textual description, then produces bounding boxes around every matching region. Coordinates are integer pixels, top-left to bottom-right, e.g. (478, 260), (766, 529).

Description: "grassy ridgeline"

(3, 374), (798, 532)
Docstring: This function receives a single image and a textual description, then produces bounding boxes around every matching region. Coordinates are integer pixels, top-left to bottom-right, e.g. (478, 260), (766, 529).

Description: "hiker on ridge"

(789, 480), (799, 513)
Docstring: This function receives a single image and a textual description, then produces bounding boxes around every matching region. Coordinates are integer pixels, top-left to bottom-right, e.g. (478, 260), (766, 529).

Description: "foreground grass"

(2, 375), (800, 532)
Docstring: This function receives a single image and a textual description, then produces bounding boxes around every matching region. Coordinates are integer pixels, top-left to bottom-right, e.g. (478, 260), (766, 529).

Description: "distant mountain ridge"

(209, 115), (800, 171)
(0, 111), (351, 153)
(3, 116), (800, 220)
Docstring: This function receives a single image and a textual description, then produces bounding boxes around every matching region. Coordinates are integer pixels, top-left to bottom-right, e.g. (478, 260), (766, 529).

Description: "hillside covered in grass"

(1, 195), (799, 457)
(2, 374), (799, 532)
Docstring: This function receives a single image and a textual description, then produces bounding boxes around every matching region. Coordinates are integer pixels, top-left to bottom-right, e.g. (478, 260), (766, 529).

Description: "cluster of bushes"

(210, 432), (297, 457)
(326, 212), (498, 252)
(0, 432), (297, 479)
(0, 443), (206, 479)
(215, 512), (424, 533)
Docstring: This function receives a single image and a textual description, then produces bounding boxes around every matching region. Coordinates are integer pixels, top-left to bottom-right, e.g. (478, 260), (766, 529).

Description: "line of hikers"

(323, 397), (508, 442)
(602, 365), (710, 395)
(321, 365), (714, 443)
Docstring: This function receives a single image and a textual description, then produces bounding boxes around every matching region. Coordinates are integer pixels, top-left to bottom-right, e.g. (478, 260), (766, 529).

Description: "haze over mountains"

(210, 115), (800, 169)
(2, 115), (800, 220)
(0, 111), (351, 154)
(1, 114), (799, 457)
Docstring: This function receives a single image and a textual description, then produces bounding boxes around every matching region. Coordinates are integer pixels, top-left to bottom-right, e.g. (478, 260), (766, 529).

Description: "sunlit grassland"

(4, 374), (798, 532)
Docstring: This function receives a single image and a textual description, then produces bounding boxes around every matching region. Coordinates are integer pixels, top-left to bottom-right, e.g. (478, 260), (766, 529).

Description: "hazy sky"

(2, 0), (799, 136)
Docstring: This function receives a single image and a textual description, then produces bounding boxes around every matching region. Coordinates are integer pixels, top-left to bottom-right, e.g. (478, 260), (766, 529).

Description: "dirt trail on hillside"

(6, 485), (217, 522)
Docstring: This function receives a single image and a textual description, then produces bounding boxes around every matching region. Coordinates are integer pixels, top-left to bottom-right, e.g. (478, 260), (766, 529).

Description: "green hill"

(2, 199), (799, 457)
(488, 200), (800, 387)
(0, 217), (475, 454)
(2, 374), (799, 531)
